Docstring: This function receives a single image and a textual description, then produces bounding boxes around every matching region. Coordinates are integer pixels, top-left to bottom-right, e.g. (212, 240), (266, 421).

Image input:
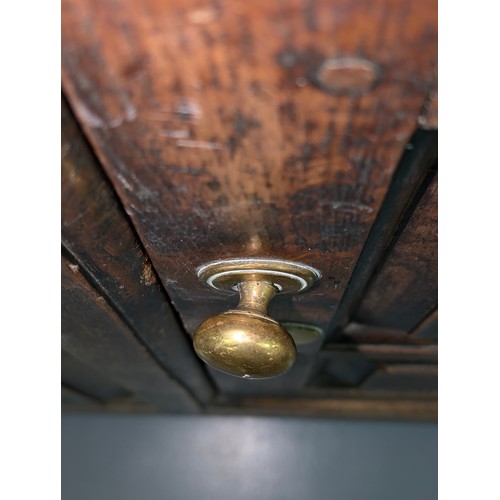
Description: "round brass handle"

(193, 259), (321, 379)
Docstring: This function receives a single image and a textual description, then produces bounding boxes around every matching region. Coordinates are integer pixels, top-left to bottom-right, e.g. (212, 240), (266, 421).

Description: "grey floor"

(62, 414), (437, 500)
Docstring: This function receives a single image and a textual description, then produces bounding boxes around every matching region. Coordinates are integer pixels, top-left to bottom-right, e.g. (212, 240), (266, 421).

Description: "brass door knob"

(193, 259), (321, 379)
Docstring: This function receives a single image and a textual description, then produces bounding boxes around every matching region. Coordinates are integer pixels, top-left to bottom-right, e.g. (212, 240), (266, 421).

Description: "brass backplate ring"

(197, 258), (322, 294)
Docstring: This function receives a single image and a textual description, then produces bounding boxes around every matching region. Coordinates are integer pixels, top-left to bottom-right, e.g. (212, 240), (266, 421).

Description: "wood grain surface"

(61, 0), (438, 340)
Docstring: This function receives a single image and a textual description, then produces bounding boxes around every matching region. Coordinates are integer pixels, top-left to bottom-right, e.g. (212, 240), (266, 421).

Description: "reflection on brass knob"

(193, 259), (321, 379)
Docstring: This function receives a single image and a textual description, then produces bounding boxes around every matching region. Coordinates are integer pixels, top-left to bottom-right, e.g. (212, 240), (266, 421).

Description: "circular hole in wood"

(314, 56), (380, 94)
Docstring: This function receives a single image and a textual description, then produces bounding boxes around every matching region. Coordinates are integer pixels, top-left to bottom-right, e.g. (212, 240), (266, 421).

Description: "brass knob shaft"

(193, 259), (321, 379)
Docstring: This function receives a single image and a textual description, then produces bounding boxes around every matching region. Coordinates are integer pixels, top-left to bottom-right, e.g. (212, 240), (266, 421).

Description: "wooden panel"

(62, 97), (214, 404)
(326, 130), (437, 339)
(61, 255), (199, 413)
(62, 0), (437, 340)
(62, 349), (130, 402)
(355, 174), (438, 330)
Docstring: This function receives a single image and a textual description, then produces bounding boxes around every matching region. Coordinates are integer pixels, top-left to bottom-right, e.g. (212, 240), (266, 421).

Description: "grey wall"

(62, 414), (437, 500)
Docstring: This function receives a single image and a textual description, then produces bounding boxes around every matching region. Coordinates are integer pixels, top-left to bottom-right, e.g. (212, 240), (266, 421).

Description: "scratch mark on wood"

(161, 129), (190, 139)
(63, 212), (85, 227)
(174, 99), (202, 121)
(75, 101), (137, 129)
(331, 202), (374, 213)
(176, 139), (223, 150)
(116, 173), (134, 191)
